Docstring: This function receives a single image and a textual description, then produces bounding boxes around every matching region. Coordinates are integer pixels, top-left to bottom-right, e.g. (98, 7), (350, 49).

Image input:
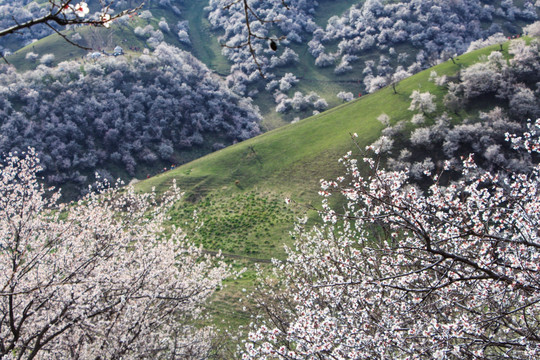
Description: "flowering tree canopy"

(244, 121), (540, 359)
(0, 149), (231, 359)
(409, 90), (437, 115)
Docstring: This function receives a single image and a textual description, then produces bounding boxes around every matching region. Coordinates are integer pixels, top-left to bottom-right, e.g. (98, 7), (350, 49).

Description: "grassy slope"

(7, 24), (148, 72)
(181, 0), (231, 75)
(137, 42), (507, 257)
(134, 42), (509, 329)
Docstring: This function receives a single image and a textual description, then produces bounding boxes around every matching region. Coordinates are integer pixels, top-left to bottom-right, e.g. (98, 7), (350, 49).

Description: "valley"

(0, 0), (540, 358)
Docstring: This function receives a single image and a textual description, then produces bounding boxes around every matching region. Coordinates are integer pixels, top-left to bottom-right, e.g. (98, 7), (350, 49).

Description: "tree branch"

(221, 0), (287, 77)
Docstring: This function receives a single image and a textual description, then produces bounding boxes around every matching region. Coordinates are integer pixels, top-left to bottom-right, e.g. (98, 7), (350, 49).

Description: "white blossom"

(0, 149), (231, 359)
(245, 120), (540, 360)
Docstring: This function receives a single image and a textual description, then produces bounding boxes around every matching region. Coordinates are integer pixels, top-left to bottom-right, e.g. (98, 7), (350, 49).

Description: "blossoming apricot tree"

(0, 1), (137, 41)
(244, 121), (540, 359)
(0, 149), (231, 359)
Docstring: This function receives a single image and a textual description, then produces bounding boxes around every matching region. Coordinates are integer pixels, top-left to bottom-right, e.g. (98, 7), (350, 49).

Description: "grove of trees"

(0, 43), (261, 196)
(205, 0), (539, 101)
(377, 39), (540, 181)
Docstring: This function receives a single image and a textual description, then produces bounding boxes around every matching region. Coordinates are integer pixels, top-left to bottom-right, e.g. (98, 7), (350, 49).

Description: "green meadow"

(133, 43), (511, 329)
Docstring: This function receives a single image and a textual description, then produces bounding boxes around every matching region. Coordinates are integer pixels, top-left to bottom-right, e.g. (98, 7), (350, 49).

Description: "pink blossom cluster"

(245, 120), (540, 359)
(61, 2), (89, 18)
(0, 149), (232, 358)
(55, 0), (115, 28)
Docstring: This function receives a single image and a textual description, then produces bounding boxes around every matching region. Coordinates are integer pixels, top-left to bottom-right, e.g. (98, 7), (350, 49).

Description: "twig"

(221, 0), (287, 78)
(45, 23), (91, 50)
(0, 1), (142, 39)
(0, 52), (9, 64)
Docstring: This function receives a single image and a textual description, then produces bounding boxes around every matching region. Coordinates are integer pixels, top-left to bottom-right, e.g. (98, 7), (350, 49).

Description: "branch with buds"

(0, 1), (141, 49)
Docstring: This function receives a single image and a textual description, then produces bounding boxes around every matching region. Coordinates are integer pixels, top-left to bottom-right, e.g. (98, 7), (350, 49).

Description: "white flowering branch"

(0, 148), (232, 359)
(245, 120), (540, 359)
(0, 1), (141, 42)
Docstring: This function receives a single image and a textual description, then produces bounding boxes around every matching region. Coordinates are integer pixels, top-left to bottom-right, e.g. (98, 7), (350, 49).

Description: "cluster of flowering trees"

(379, 39), (540, 181)
(274, 91), (328, 116)
(132, 10), (191, 50)
(0, 43), (261, 196)
(313, 0), (536, 82)
(207, 0), (331, 115)
(206, 0), (539, 100)
(244, 120), (540, 359)
(0, 149), (232, 359)
(206, 0), (317, 77)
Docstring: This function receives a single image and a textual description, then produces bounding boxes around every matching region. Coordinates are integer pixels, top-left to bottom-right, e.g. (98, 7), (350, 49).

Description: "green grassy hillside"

(137, 42), (505, 256)
(132, 42), (511, 331)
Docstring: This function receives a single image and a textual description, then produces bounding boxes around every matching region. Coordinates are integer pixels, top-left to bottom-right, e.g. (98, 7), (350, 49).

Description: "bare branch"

(221, 0), (287, 77)
(45, 23), (91, 50)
